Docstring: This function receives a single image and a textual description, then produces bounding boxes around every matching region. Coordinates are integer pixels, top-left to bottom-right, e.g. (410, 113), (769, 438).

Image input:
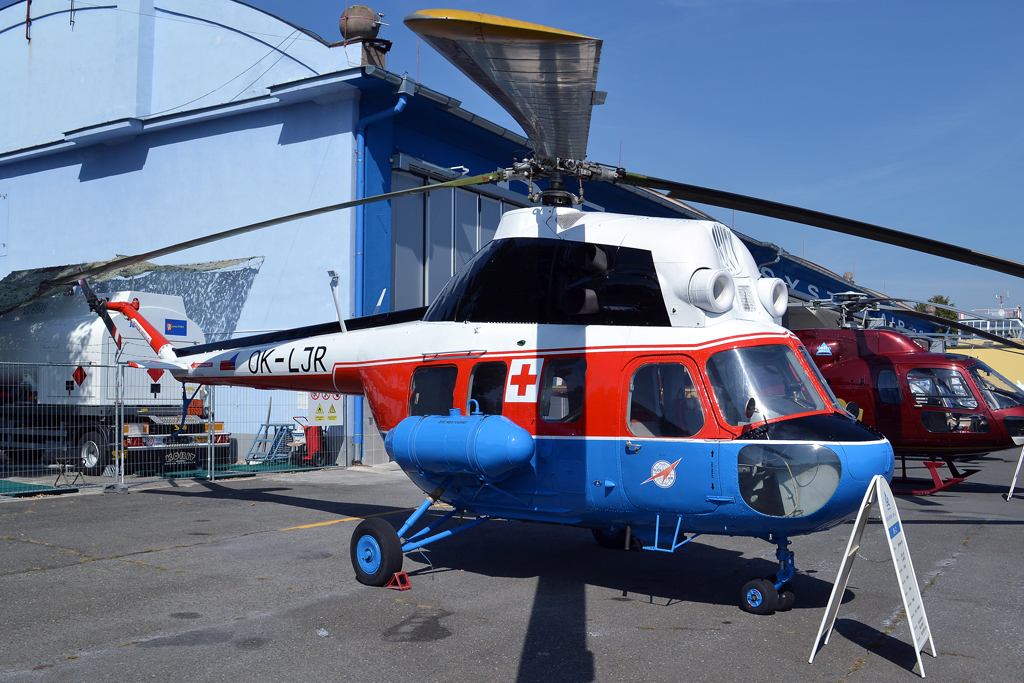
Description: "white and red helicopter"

(51, 10), (1024, 615)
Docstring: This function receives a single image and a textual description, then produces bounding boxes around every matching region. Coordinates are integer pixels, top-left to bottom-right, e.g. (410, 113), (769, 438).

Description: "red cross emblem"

(505, 359), (543, 403)
(509, 365), (538, 396)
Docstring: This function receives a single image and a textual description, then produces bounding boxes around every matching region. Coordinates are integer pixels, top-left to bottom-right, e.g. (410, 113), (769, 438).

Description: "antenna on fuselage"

(327, 270), (347, 333)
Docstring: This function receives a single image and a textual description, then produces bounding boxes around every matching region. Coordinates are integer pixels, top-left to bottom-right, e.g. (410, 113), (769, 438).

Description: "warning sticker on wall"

(309, 392), (344, 423)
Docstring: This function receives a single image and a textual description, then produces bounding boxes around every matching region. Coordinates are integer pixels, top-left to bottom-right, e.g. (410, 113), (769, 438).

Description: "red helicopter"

(40, 10), (1024, 615)
(790, 294), (1024, 494)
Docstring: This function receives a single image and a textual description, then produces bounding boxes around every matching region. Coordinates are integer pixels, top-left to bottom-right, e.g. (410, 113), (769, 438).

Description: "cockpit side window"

(906, 368), (977, 410)
(628, 363), (705, 437)
(408, 365), (458, 416)
(468, 361), (508, 415)
(540, 357), (587, 423)
(706, 344), (827, 426)
(966, 362), (1024, 411)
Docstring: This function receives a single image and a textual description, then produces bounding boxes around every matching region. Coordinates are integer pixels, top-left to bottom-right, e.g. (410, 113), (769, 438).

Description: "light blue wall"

(0, 0), (365, 334)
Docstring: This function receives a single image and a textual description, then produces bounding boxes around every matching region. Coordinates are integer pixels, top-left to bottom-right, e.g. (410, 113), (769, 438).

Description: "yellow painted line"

(281, 502), (454, 531)
(281, 508), (412, 531)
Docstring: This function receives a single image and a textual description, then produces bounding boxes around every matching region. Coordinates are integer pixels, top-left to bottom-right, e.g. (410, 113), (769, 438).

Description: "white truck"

(0, 290), (232, 475)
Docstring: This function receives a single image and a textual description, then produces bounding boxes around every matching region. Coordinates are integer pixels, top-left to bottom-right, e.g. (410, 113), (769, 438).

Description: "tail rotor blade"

(78, 278), (122, 350)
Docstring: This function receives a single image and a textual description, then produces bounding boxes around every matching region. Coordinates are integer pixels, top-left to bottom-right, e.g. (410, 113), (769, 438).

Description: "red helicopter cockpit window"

(468, 361), (508, 415)
(906, 368), (977, 410)
(706, 345), (826, 426)
(628, 364), (705, 437)
(966, 362), (1024, 411)
(409, 365), (458, 417)
(540, 357), (587, 423)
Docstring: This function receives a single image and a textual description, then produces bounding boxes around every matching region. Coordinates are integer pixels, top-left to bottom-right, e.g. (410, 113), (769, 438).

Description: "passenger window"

(408, 365), (458, 416)
(468, 361), (507, 415)
(920, 411), (990, 434)
(540, 358), (586, 423)
(628, 363), (705, 437)
(877, 369), (902, 405)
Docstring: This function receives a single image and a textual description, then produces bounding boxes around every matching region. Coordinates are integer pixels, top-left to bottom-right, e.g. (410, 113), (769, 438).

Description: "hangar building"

(0, 1), (905, 463)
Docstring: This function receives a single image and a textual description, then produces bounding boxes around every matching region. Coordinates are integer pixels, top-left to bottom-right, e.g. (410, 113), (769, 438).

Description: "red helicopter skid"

(891, 455), (981, 496)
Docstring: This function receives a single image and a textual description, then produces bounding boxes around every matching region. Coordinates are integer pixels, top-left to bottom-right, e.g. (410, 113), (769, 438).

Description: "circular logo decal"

(650, 460), (676, 488)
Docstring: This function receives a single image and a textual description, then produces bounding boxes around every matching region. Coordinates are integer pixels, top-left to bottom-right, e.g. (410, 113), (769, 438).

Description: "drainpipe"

(352, 79), (411, 463)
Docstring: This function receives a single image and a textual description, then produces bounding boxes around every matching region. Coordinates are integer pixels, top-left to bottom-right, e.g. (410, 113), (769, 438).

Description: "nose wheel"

(741, 577), (778, 614)
(740, 538), (796, 615)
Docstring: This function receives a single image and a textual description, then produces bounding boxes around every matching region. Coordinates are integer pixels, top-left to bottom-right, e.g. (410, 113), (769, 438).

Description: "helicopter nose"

(842, 441), (895, 482)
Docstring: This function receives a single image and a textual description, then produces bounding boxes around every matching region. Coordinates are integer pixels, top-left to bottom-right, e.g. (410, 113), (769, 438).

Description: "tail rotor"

(78, 278), (122, 350)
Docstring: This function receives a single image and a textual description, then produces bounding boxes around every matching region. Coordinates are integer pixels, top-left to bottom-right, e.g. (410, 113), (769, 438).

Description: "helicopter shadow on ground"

(403, 517), (854, 683)
(138, 480), (415, 520)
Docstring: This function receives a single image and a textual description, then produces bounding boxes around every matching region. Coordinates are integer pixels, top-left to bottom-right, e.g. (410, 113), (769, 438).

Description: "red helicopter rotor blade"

(880, 307), (1021, 347)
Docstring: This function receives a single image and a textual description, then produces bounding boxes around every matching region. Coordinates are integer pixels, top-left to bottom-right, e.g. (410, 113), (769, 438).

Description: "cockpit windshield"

(706, 344), (827, 426)
(967, 362), (1024, 411)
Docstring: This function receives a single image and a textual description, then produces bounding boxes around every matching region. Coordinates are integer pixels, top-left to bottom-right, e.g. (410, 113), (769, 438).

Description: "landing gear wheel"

(592, 528), (627, 549)
(740, 578), (778, 615)
(77, 429), (108, 476)
(777, 588), (796, 612)
(350, 517), (403, 586)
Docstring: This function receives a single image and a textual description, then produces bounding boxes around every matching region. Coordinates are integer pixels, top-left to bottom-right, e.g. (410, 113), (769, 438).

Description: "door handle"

(625, 441), (641, 453)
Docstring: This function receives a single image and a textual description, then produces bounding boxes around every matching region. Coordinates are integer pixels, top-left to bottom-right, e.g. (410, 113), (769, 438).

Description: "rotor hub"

(506, 156), (624, 207)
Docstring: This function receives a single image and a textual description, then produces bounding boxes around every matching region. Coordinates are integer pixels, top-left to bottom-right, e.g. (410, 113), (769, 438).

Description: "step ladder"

(246, 423), (295, 464)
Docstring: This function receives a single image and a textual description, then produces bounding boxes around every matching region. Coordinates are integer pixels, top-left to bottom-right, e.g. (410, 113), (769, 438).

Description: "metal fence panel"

(0, 362), (346, 495)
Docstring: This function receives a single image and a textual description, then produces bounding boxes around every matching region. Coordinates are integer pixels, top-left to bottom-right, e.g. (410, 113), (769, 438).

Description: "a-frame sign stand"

(1005, 442), (1024, 500)
(809, 475), (937, 677)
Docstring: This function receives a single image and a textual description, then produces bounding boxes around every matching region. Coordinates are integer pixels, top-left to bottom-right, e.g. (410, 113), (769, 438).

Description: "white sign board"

(809, 475), (936, 677)
(308, 392), (344, 426)
(1006, 444), (1024, 500)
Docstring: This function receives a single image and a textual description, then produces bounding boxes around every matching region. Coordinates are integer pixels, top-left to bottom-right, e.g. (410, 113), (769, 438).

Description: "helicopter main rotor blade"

(405, 10), (604, 161)
(879, 306), (1019, 347)
(46, 171), (502, 287)
(847, 296), (1005, 321)
(616, 173), (1024, 280)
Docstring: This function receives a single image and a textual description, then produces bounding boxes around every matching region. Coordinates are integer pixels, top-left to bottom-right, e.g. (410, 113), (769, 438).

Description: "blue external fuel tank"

(385, 409), (536, 482)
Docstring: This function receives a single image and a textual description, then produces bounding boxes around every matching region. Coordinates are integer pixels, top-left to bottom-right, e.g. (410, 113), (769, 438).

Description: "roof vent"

(340, 5), (392, 68)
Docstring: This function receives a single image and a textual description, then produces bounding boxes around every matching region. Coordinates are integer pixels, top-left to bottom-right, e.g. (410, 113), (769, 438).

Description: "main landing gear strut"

(350, 487), (490, 587)
(740, 538), (796, 615)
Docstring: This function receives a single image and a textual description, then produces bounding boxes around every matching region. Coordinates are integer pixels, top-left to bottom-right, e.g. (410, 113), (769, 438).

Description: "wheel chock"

(385, 571), (411, 591)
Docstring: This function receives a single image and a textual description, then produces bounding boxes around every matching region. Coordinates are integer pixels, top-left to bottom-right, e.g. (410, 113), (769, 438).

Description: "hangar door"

(390, 167), (529, 311)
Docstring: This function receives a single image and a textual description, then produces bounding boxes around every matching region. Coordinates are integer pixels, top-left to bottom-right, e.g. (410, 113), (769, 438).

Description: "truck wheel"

(77, 429), (109, 476)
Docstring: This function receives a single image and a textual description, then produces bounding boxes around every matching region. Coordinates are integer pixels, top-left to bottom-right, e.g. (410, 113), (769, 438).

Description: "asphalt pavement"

(1, 451), (1023, 682)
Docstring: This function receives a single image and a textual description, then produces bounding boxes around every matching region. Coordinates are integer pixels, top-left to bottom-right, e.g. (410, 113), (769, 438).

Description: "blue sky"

(246, 1), (1023, 312)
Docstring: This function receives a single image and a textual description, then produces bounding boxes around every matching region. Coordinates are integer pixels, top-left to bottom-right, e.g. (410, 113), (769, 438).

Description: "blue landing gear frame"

(642, 514), (701, 552)
(773, 538), (795, 591)
(396, 487), (489, 554)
